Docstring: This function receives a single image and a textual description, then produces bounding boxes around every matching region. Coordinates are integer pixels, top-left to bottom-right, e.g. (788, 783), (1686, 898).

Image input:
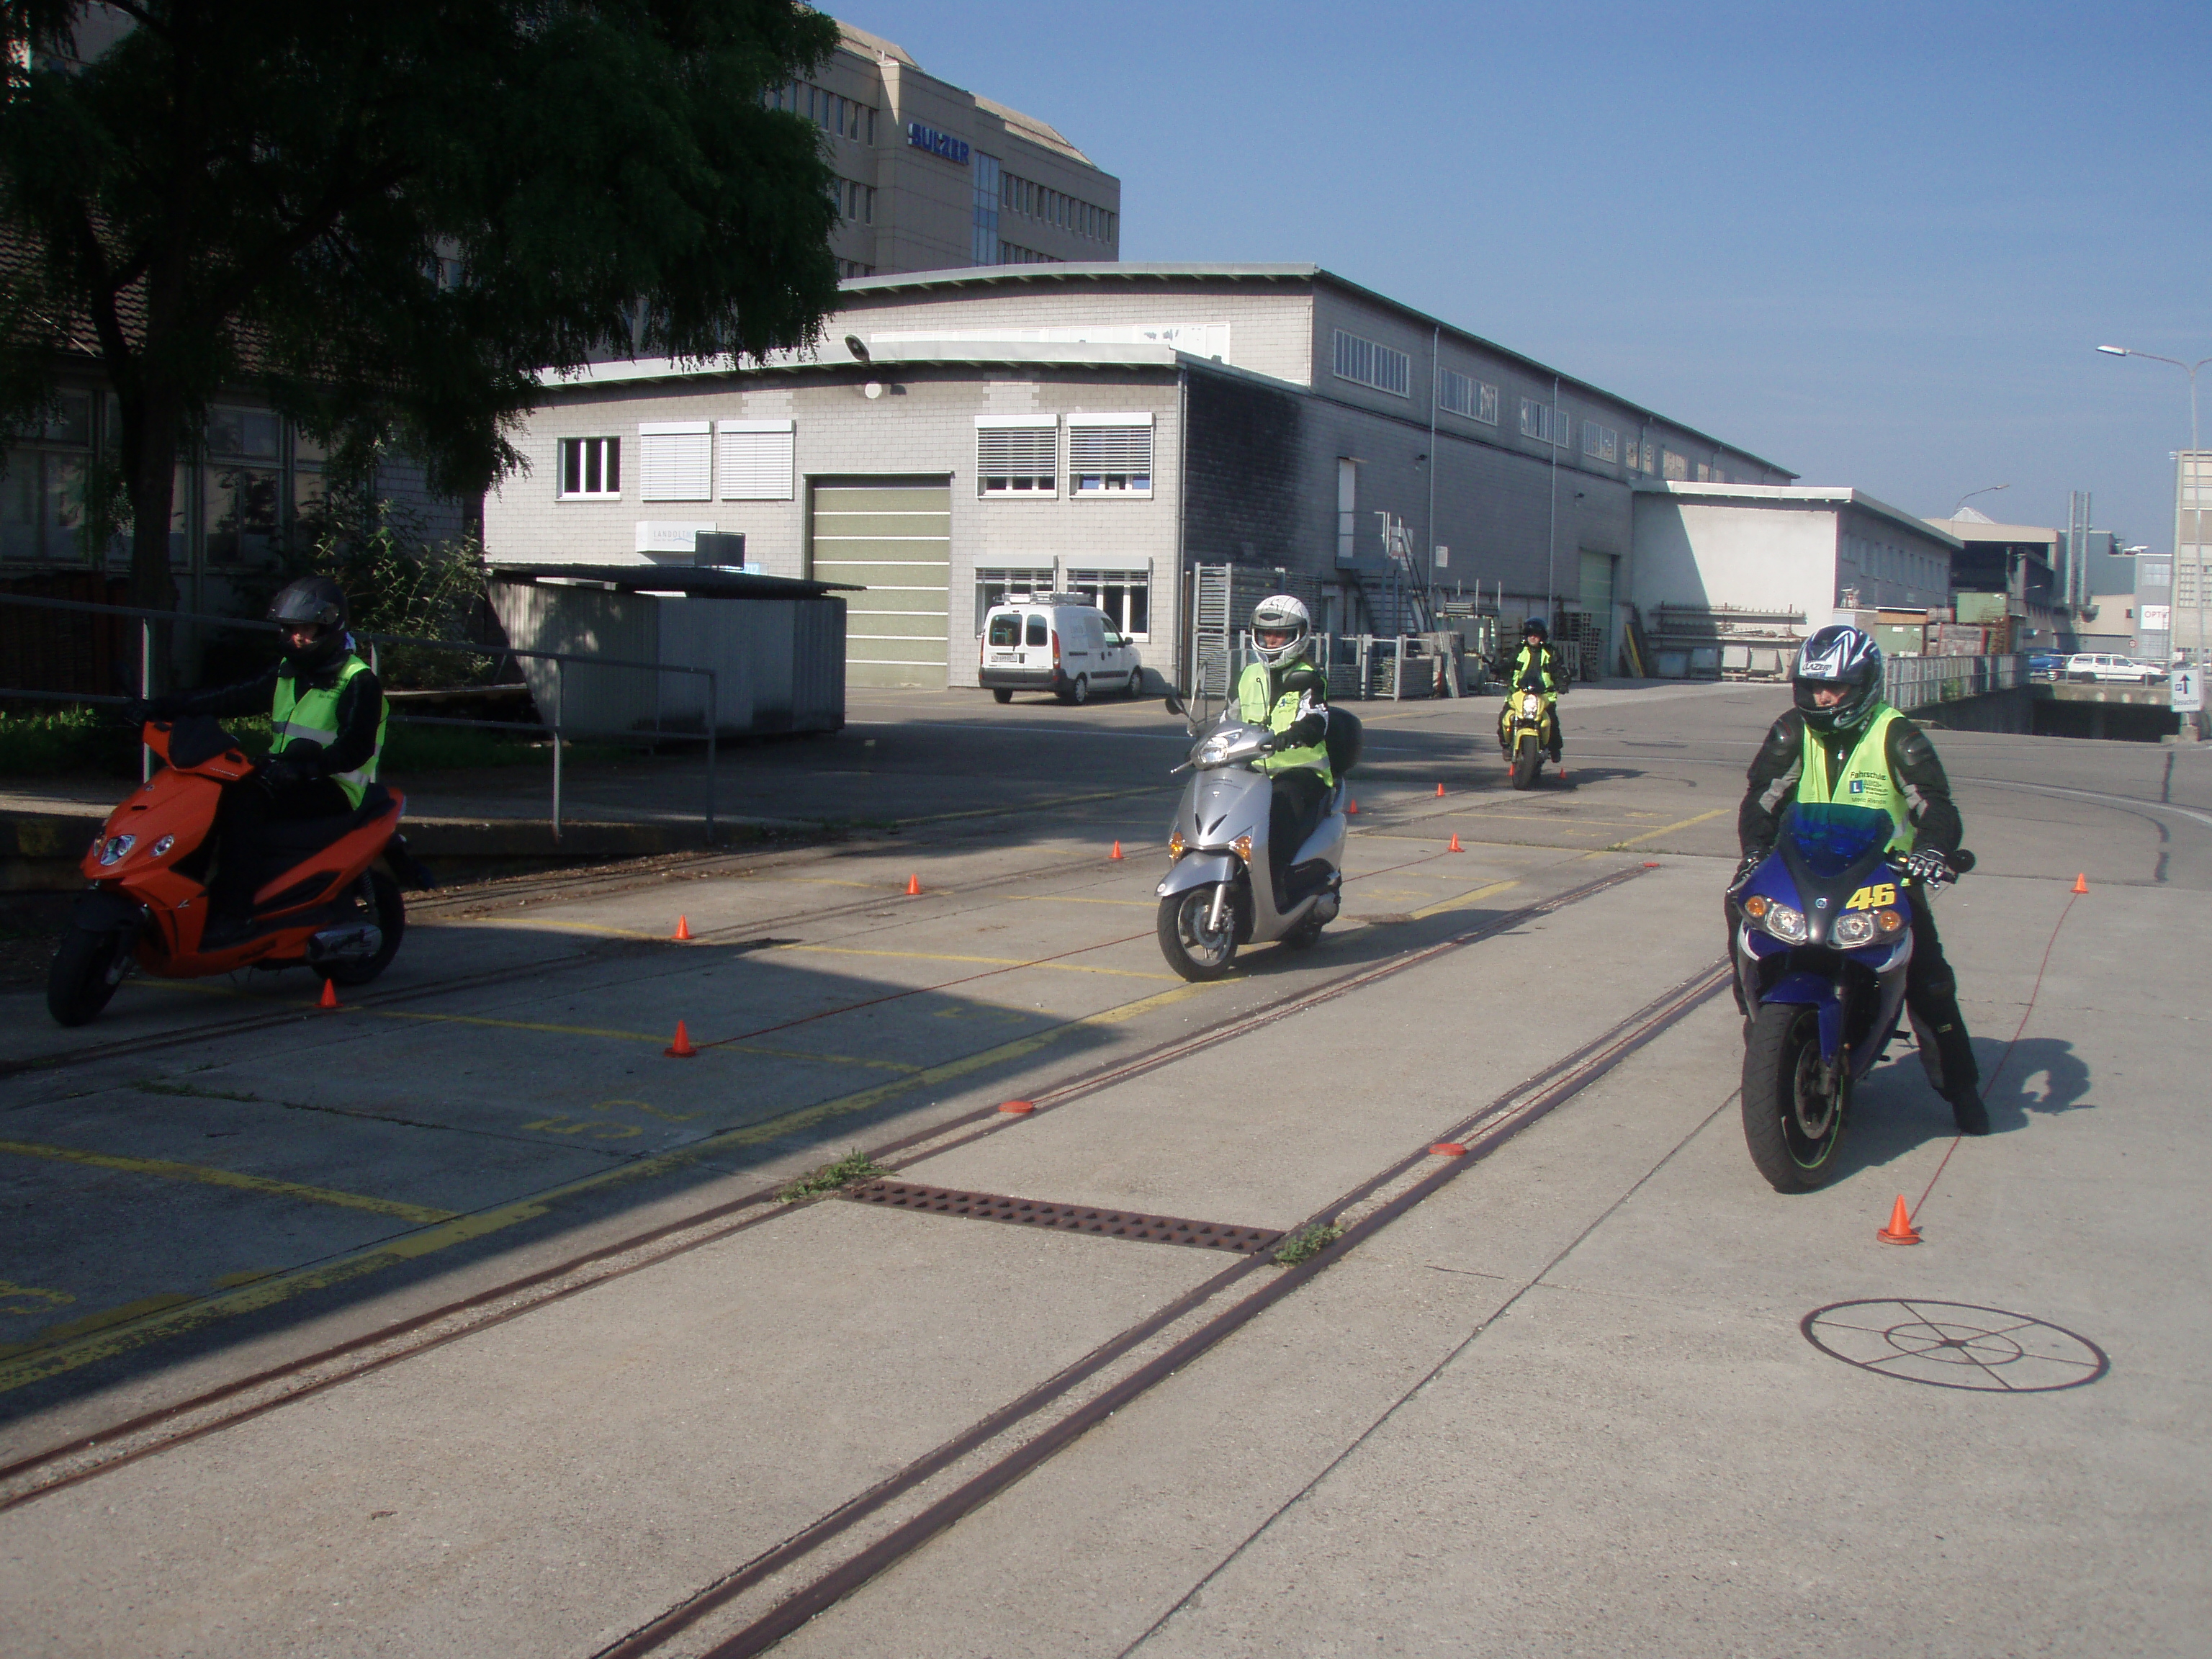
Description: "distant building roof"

(1646, 482), (1964, 549)
(1923, 515), (2061, 547)
(487, 564), (859, 597)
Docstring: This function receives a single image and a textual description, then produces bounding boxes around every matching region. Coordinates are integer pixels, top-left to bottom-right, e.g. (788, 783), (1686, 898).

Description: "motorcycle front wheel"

(1741, 1002), (1848, 1191)
(1157, 887), (1238, 981)
(1509, 734), (1542, 791)
(48, 925), (131, 1027)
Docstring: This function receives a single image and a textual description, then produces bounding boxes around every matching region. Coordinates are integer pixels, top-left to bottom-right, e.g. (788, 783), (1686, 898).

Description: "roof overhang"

(1637, 482), (1964, 550)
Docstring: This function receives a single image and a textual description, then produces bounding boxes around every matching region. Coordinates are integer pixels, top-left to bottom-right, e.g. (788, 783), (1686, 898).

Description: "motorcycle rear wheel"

(316, 872), (405, 987)
(1741, 1002), (1848, 1191)
(1509, 737), (1542, 791)
(48, 925), (130, 1027)
(1157, 888), (1238, 981)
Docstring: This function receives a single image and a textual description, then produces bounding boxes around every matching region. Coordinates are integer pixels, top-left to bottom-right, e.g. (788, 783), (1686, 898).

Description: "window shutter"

(976, 426), (1058, 476)
(639, 422), (711, 500)
(718, 421), (793, 500)
(1068, 425), (1152, 476)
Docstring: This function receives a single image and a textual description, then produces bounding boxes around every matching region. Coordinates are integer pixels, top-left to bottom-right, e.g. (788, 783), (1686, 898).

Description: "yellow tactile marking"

(0, 1138), (456, 1226)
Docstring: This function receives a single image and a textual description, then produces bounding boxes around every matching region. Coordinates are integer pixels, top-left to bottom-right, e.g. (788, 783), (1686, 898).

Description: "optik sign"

(907, 122), (970, 165)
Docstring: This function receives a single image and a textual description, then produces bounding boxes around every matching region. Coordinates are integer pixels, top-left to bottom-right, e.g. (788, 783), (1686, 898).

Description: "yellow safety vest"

(272, 653), (385, 809)
(1796, 703), (1910, 852)
(1236, 662), (1332, 785)
(1511, 642), (1563, 694)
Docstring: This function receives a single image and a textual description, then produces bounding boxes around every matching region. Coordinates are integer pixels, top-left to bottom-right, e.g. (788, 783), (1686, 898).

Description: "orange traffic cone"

(673, 914), (693, 941)
(1110, 840), (1123, 860)
(1436, 783), (1446, 797)
(1447, 832), (1464, 853)
(2072, 873), (2088, 894)
(665, 1020), (698, 1058)
(1346, 799), (1359, 816)
(317, 978), (341, 1010)
(905, 873), (922, 896)
(1876, 1195), (1921, 1246)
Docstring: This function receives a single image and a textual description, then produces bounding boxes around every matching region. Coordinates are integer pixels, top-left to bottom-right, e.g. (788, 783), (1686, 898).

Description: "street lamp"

(1948, 483), (2009, 518)
(2098, 344), (2212, 727)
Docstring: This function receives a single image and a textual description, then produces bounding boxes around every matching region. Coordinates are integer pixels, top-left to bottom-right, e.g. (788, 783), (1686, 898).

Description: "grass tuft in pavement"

(1273, 1220), (1343, 1266)
(776, 1147), (891, 1202)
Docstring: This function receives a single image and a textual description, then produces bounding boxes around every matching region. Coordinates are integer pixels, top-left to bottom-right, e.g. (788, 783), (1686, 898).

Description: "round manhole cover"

(1802, 1299), (2108, 1393)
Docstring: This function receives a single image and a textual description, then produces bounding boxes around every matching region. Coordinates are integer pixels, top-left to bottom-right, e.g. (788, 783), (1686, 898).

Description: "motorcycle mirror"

(1162, 691), (1185, 716)
(1949, 848), (1976, 874)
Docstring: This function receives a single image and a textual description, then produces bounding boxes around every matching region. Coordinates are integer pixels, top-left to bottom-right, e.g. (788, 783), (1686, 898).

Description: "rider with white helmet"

(1238, 595), (1334, 903)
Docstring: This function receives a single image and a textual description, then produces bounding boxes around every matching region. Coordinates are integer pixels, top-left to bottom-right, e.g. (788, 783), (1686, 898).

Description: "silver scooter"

(1153, 688), (1357, 980)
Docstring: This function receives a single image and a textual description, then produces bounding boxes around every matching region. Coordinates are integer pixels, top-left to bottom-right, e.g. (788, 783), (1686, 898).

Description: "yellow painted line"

(1411, 878), (1524, 920)
(0, 979), (1225, 1395)
(771, 943), (1174, 981)
(1603, 806), (1729, 850)
(0, 1138), (455, 1226)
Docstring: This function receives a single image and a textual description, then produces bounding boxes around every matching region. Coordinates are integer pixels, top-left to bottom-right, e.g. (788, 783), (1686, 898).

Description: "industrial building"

(487, 262), (1797, 691)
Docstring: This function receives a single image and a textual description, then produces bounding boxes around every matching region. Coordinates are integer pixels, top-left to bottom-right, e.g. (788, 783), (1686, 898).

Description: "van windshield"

(1025, 616), (1048, 646)
(987, 616), (1020, 647)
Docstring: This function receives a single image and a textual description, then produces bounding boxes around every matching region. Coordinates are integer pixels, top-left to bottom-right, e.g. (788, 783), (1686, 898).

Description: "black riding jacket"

(1737, 706), (1962, 858)
(157, 655), (385, 781)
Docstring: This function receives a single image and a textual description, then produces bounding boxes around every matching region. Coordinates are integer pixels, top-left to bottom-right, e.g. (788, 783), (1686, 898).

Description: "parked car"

(2064, 652), (2164, 685)
(979, 593), (1142, 705)
(2027, 652), (2065, 682)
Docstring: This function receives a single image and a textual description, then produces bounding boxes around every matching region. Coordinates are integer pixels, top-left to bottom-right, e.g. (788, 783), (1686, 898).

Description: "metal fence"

(0, 592), (721, 840)
(1887, 653), (2027, 710)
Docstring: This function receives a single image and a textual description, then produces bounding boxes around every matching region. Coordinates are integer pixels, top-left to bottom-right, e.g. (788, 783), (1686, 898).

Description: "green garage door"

(811, 478), (950, 688)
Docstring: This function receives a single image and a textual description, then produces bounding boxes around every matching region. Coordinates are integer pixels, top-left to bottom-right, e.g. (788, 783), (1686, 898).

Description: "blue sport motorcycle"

(1730, 801), (1972, 1192)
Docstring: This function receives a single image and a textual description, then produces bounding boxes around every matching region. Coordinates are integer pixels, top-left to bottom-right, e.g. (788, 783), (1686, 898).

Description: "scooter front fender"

(1156, 852), (1239, 899)
(1756, 969), (1845, 1066)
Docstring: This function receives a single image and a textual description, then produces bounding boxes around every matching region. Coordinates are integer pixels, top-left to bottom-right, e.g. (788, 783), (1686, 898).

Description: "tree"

(0, 0), (844, 621)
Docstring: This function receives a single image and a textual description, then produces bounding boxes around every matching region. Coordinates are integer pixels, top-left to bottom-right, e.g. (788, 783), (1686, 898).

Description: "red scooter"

(47, 715), (430, 1026)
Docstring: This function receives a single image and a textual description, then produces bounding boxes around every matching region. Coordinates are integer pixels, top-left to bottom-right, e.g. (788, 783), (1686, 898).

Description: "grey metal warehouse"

(483, 264), (1797, 691)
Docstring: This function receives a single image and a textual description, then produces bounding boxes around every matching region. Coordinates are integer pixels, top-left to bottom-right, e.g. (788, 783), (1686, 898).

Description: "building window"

(998, 241), (1058, 265)
(974, 565), (1056, 632)
(1581, 421), (1619, 462)
(1439, 369), (1498, 424)
(977, 421), (1057, 495)
(1069, 415), (1153, 495)
(973, 153), (1001, 268)
(560, 436), (620, 498)
(837, 179), (874, 225)
(1066, 567), (1151, 639)
(1661, 448), (1689, 481)
(203, 405), (282, 566)
(0, 388), (94, 563)
(836, 258), (875, 280)
(1519, 397), (1569, 448)
(718, 421), (792, 501)
(639, 421), (712, 501)
(1336, 457), (1357, 566)
(1333, 331), (1411, 397)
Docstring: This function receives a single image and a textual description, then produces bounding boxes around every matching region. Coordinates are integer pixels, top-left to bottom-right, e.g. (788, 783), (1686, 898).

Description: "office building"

(2175, 450), (2210, 668)
(776, 20), (1121, 281)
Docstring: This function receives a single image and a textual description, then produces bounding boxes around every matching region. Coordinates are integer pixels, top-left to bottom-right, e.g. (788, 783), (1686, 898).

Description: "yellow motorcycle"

(1498, 687), (1558, 790)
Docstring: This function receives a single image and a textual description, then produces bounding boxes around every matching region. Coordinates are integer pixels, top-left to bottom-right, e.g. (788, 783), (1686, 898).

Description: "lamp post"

(2098, 345), (2211, 731)
(1949, 483), (2010, 518)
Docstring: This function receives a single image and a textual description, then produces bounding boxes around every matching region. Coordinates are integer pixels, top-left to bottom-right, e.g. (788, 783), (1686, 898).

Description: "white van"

(978, 593), (1143, 705)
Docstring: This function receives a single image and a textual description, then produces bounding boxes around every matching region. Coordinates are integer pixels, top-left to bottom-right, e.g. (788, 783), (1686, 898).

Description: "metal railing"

(0, 591), (719, 841)
(1887, 653), (2027, 710)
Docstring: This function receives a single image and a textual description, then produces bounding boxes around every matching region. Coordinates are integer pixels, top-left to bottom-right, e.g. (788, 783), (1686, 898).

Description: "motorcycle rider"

(135, 575), (387, 943)
(1498, 616), (1568, 763)
(1731, 624), (1987, 1134)
(1237, 594), (1333, 904)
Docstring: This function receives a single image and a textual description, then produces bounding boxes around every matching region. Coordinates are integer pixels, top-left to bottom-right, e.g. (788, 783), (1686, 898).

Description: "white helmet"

(1251, 593), (1312, 667)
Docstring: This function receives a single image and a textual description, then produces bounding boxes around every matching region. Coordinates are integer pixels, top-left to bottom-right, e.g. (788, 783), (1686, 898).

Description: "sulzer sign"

(906, 122), (970, 165)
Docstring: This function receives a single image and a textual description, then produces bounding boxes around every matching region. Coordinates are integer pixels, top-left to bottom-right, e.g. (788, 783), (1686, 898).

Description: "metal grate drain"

(1802, 1299), (2109, 1393)
(842, 1181), (1281, 1254)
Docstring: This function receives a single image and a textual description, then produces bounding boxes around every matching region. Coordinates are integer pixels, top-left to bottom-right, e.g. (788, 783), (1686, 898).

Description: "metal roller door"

(810, 478), (950, 688)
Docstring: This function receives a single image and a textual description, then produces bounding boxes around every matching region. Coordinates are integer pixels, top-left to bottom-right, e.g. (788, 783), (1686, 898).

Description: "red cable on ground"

(1907, 888), (2082, 1225)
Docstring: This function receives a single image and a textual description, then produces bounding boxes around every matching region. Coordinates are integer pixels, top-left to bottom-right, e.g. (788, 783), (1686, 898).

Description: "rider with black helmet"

(1498, 616), (1568, 763)
(137, 575), (387, 941)
(1732, 624), (1986, 1133)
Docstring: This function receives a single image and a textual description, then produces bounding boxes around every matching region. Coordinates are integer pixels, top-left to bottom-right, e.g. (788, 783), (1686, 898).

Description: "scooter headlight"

(1759, 902), (1808, 943)
(1830, 911), (1877, 947)
(96, 834), (136, 867)
(1198, 734), (1231, 765)
(150, 835), (175, 858)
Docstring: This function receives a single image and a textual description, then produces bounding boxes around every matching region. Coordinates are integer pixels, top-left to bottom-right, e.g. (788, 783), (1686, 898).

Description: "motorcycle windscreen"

(1778, 802), (1894, 880)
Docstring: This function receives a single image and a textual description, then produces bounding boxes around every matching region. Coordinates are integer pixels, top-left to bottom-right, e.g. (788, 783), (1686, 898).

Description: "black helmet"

(1522, 617), (1549, 641)
(269, 575), (349, 673)
(1792, 624), (1884, 733)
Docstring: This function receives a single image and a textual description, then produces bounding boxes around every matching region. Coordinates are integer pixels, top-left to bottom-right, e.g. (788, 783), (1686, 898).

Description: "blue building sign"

(907, 122), (970, 166)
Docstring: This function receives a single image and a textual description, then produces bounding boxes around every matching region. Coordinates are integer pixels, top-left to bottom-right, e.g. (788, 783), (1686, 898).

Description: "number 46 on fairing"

(1844, 883), (1897, 911)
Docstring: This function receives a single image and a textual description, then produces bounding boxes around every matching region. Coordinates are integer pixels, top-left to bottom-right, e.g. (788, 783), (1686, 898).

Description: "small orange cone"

(905, 874), (922, 896)
(317, 978), (341, 1010)
(1447, 833), (1464, 853)
(673, 914), (693, 941)
(1429, 1141), (1467, 1156)
(1877, 1194), (1921, 1246)
(1110, 840), (1123, 860)
(665, 1020), (697, 1058)
(1436, 783), (1446, 797)
(998, 1100), (1035, 1115)
(1346, 799), (1359, 816)
(2072, 873), (2088, 894)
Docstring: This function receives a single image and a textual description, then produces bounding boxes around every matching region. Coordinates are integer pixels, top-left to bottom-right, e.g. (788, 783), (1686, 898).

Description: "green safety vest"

(1797, 703), (1911, 852)
(272, 652), (385, 809)
(1511, 642), (1562, 694)
(1236, 661), (1332, 785)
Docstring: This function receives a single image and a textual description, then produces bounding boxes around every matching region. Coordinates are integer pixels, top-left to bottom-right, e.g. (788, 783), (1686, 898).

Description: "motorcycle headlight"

(96, 834), (136, 867)
(1521, 692), (1541, 716)
(1831, 911), (1876, 947)
(1761, 902), (1808, 943)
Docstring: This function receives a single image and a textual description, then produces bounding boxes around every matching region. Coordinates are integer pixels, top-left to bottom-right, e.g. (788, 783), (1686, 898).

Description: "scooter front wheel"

(1741, 1002), (1848, 1191)
(1158, 888), (1238, 981)
(317, 872), (405, 987)
(47, 924), (130, 1027)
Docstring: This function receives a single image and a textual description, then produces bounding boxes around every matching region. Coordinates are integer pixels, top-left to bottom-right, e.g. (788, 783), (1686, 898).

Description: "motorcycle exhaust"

(307, 924), (383, 963)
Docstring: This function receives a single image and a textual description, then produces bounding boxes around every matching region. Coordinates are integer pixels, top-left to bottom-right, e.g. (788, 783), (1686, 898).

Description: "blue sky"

(848, 0), (2210, 554)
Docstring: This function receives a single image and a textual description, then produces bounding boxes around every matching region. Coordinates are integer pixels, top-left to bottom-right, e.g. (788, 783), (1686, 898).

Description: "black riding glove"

(1900, 849), (1951, 889)
(263, 743), (325, 788)
(1732, 848), (1768, 889)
